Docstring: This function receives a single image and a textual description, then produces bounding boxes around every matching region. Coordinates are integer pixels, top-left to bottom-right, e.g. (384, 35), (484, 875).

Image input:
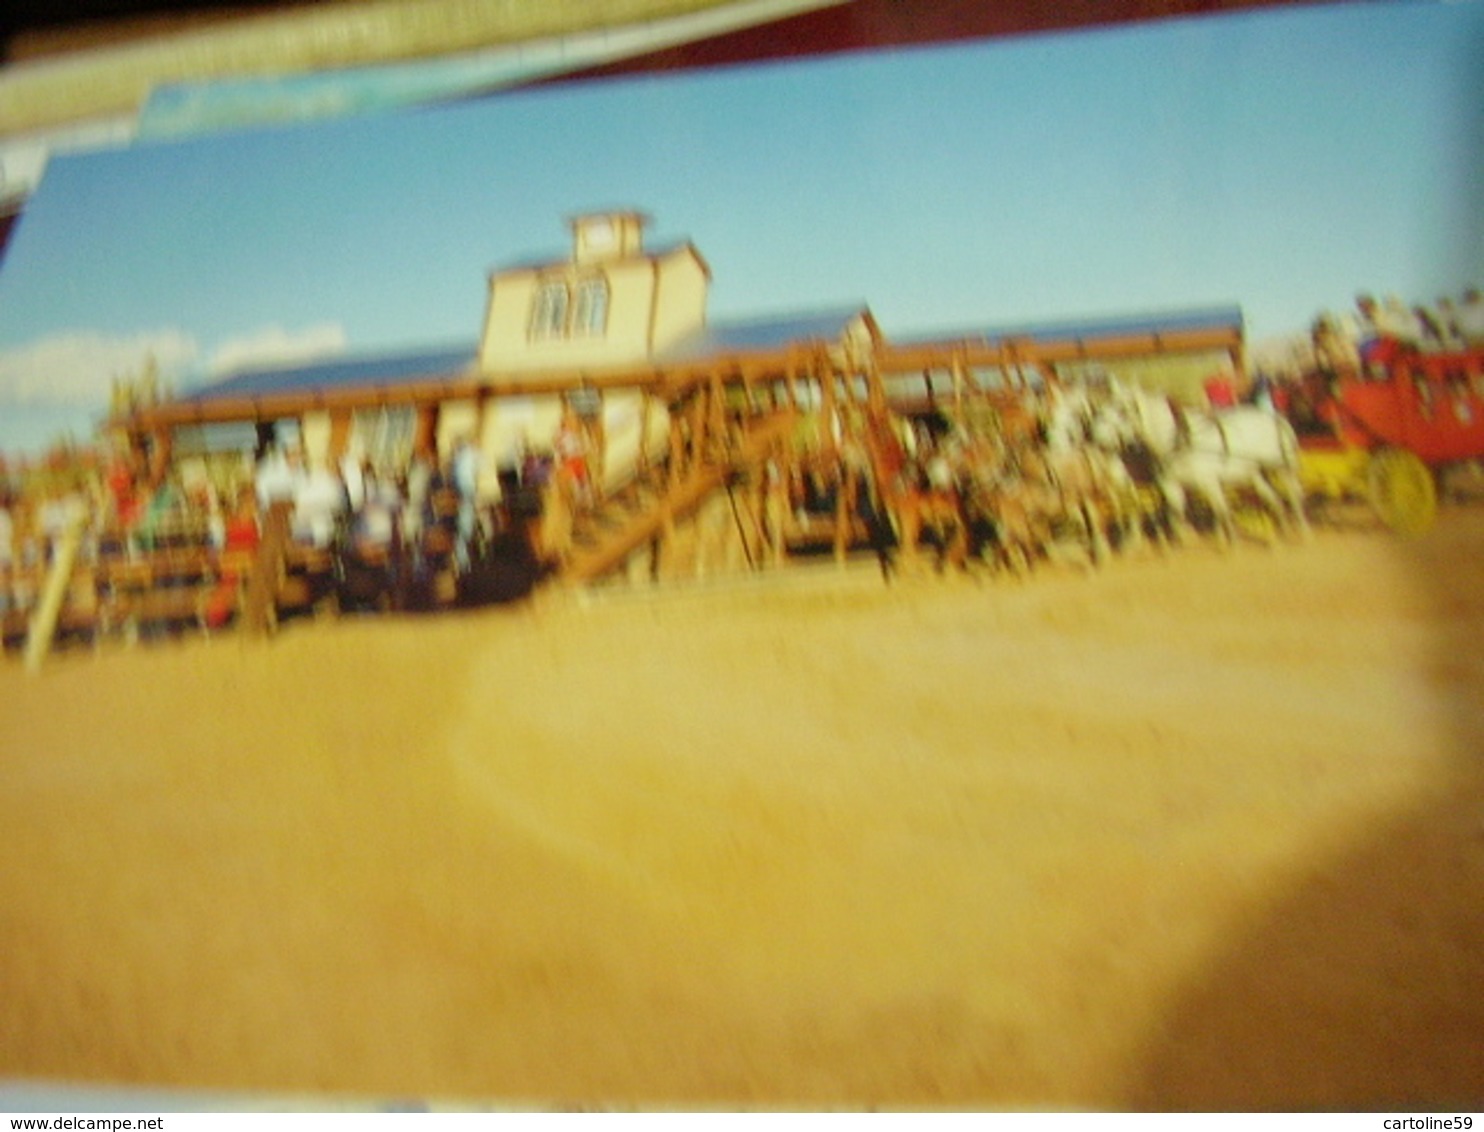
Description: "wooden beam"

(118, 338), (896, 433)
(873, 326), (1242, 374)
(115, 323), (1246, 441)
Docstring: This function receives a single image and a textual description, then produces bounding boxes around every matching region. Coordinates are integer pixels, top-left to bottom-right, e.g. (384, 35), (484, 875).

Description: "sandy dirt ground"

(2, 510), (1483, 1111)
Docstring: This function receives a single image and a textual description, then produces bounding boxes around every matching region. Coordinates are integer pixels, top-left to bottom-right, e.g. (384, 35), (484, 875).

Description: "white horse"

(1094, 387), (1310, 545)
(1042, 385), (1167, 558)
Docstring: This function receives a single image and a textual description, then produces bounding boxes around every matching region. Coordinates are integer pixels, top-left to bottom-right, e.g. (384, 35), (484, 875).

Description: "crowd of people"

(0, 414), (598, 645)
(226, 423), (589, 613)
(1312, 287), (1484, 371)
(1206, 286), (1484, 441)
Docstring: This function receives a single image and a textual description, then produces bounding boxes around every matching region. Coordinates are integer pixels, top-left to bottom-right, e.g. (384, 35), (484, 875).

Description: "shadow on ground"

(1130, 525), (1484, 1110)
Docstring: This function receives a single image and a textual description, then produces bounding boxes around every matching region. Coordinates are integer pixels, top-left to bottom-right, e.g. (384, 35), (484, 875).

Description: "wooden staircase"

(559, 408), (796, 585)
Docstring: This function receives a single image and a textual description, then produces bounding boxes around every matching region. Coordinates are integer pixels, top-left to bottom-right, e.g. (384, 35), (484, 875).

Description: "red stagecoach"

(1299, 343), (1484, 535)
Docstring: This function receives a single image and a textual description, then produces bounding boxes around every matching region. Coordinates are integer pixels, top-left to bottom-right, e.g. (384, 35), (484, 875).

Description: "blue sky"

(0, 0), (1480, 454)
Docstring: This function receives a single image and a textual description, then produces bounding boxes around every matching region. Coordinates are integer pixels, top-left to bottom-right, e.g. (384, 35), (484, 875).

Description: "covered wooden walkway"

(20, 313), (1246, 659)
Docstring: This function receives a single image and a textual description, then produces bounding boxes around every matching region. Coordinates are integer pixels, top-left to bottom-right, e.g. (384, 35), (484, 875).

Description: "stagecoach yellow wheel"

(1366, 447), (1437, 536)
(1233, 504), (1277, 544)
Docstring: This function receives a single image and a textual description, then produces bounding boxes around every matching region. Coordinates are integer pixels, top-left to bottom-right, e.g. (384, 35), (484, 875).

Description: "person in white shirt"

(450, 435), (483, 569)
(255, 443), (304, 511)
(1311, 312), (1359, 372)
(354, 467), (400, 551)
(1376, 295), (1423, 348)
(292, 458), (347, 548)
(340, 450), (367, 513)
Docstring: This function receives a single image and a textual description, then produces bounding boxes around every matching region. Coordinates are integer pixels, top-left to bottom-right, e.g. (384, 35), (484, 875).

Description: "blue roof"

(181, 344), (477, 402)
(176, 309), (865, 405)
(174, 305), (1238, 406)
(663, 306), (870, 360)
(895, 305), (1244, 348)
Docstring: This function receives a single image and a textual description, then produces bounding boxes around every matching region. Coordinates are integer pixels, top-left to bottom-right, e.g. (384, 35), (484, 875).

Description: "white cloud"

(0, 328), (199, 407)
(208, 322), (348, 377)
(0, 322), (351, 415)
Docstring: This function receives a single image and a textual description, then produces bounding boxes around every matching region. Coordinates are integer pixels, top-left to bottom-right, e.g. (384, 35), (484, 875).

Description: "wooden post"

(327, 408), (354, 465)
(637, 390), (653, 476)
(23, 511), (88, 674)
(412, 403), (440, 461)
(866, 355), (887, 415)
(952, 351), (967, 422)
(657, 499), (676, 581)
(833, 463), (855, 566)
(241, 500), (292, 636)
(695, 378), (711, 467)
(1000, 342), (1018, 391)
(709, 371), (727, 461)
(124, 428), (151, 483)
(687, 392), (706, 471)
(666, 414), (681, 489)
(147, 427), (173, 488)
(819, 352), (836, 456)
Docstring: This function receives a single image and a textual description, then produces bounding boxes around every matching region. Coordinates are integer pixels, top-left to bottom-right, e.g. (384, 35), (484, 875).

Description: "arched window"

(530, 280), (569, 340)
(572, 276), (609, 337)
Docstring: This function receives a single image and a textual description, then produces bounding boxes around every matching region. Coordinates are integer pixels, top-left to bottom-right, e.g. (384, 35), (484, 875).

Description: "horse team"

(811, 378), (1311, 579)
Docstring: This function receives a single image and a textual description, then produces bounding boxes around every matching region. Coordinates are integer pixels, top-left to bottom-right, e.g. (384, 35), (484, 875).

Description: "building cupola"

(570, 210), (649, 264)
(480, 209), (709, 375)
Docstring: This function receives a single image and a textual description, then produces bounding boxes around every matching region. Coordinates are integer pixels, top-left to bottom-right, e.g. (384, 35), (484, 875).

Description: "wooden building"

(113, 210), (1244, 582)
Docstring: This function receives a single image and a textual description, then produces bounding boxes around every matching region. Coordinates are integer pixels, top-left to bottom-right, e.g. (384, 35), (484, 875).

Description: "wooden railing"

(7, 533), (243, 665)
(3, 499), (350, 666)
